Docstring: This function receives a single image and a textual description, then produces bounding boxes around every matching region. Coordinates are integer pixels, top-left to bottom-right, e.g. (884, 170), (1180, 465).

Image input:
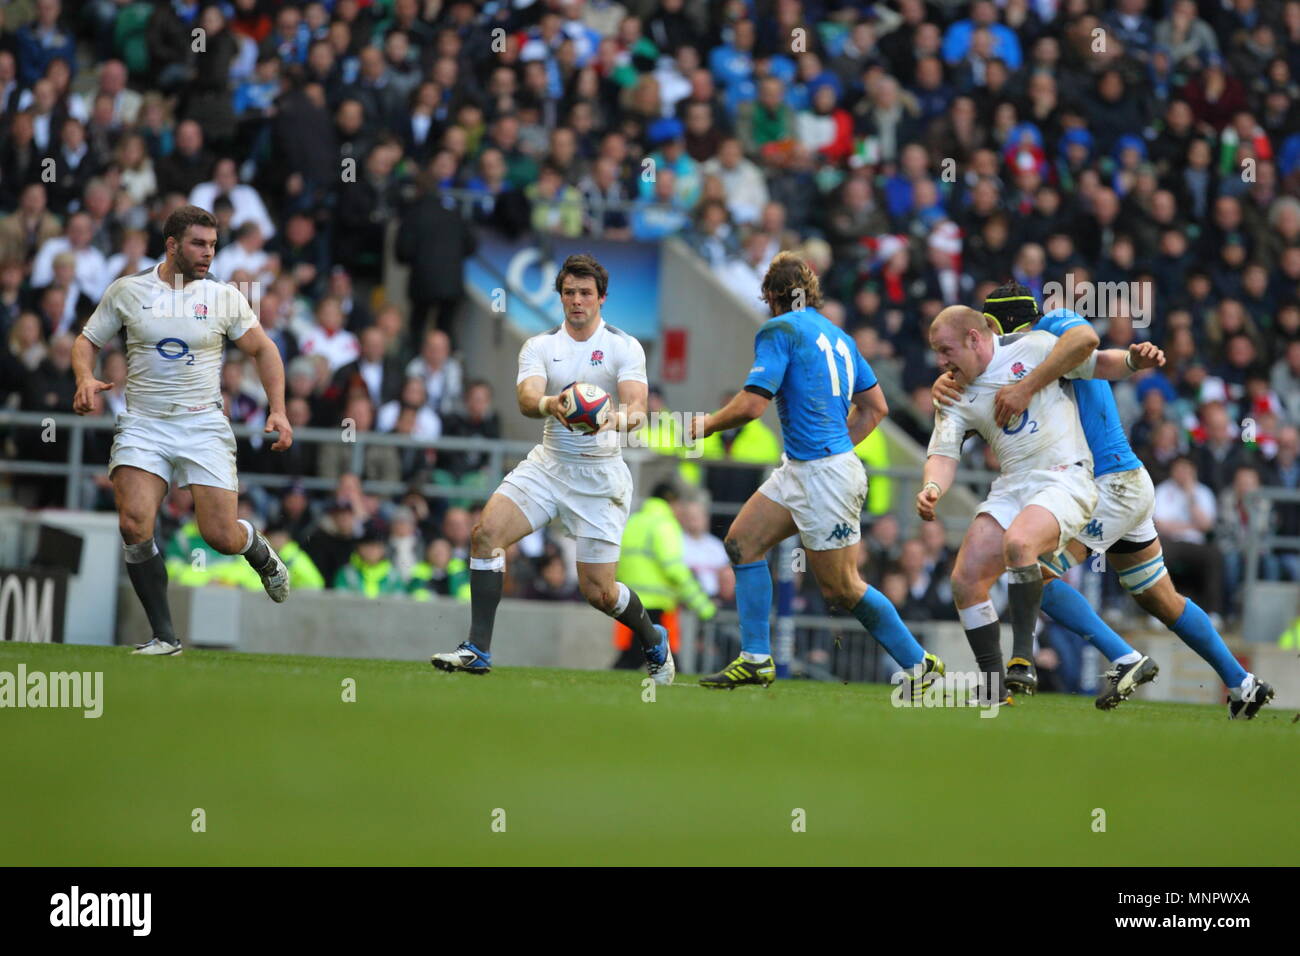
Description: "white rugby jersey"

(927, 330), (1096, 475)
(516, 318), (647, 460)
(82, 263), (258, 416)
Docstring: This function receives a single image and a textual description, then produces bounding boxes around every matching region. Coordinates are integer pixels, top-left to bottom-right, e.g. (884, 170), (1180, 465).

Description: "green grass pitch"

(1, 642), (1296, 865)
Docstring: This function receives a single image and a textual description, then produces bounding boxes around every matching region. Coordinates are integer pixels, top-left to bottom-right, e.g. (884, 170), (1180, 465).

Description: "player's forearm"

(1092, 348), (1140, 381)
(921, 455), (958, 496)
(517, 382), (554, 418)
(71, 336), (99, 384)
(847, 385), (887, 446)
(253, 342), (287, 414)
(704, 389), (767, 437)
(1021, 325), (1099, 394)
(846, 404), (883, 447)
(610, 397), (647, 433)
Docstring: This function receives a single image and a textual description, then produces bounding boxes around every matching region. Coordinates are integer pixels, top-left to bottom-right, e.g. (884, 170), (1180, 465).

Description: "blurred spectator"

(396, 173), (477, 350)
(298, 296), (360, 373)
(1216, 464), (1279, 612)
(303, 497), (360, 588)
(333, 521), (404, 596)
(334, 325), (404, 410)
(438, 379), (499, 480)
(316, 391), (401, 483)
(1153, 455), (1223, 616)
(407, 537), (469, 601)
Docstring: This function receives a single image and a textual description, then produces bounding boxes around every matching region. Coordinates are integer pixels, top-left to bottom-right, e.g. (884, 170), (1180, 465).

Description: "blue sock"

(734, 560), (772, 657)
(852, 587), (924, 670)
(1173, 598), (1247, 689)
(1040, 579), (1136, 662)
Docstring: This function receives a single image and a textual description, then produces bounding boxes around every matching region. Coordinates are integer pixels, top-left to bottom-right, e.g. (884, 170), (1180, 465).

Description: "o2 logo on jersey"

(589, 349), (604, 366)
(156, 337), (195, 366)
(1001, 411), (1039, 435)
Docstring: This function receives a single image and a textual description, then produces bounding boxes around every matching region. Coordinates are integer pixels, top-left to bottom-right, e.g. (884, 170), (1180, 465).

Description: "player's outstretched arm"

(1090, 343), (1166, 380)
(234, 325), (293, 451)
(916, 454), (958, 522)
(692, 387), (769, 441)
(847, 382), (887, 447)
(71, 334), (110, 415)
(993, 324), (1099, 427)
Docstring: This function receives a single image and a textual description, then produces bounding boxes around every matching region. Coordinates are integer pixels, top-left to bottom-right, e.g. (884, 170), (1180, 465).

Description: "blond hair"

(761, 251), (823, 314)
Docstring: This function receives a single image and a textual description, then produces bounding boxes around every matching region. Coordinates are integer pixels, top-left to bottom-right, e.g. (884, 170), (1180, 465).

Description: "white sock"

(741, 651), (771, 663)
(1230, 673), (1255, 700)
(1114, 651), (1141, 666)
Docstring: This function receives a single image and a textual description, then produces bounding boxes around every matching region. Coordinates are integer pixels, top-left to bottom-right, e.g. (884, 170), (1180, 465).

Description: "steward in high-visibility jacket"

(407, 555), (471, 602)
(613, 489), (717, 664)
(854, 426), (892, 516)
(333, 549), (405, 597)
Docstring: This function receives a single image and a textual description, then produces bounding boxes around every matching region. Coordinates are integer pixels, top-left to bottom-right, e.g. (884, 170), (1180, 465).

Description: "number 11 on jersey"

(816, 332), (855, 396)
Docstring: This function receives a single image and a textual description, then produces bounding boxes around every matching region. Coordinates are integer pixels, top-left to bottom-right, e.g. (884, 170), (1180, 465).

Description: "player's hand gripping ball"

(559, 382), (611, 434)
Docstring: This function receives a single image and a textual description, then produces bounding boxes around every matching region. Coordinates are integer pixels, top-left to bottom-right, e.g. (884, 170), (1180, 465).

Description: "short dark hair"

(163, 204), (218, 243)
(554, 253), (608, 297)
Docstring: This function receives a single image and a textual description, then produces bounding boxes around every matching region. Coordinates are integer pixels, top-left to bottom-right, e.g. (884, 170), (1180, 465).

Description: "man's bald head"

(931, 305), (992, 341)
(930, 305), (995, 382)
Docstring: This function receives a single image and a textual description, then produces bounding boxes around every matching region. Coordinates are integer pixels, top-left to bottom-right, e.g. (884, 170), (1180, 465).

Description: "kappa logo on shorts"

(1083, 519), (1104, 538)
(826, 522), (854, 543)
(590, 349), (604, 365)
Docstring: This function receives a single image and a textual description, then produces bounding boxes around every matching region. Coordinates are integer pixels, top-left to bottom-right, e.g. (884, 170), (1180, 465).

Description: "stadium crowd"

(1, 0), (1299, 632)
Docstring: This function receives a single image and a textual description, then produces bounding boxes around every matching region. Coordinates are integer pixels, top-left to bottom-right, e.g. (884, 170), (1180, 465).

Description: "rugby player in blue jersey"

(687, 252), (944, 691)
(933, 282), (1273, 718)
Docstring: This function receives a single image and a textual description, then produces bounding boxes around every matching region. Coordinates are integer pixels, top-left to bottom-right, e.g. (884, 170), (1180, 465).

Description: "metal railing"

(1241, 486), (1300, 603)
(1, 409), (1000, 532)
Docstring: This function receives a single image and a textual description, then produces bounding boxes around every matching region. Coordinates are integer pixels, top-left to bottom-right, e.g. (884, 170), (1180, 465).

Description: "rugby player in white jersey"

(916, 305), (1164, 701)
(71, 205), (293, 655)
(430, 254), (676, 683)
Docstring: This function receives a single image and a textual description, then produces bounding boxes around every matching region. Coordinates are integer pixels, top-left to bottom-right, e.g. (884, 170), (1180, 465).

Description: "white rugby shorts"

(497, 445), (632, 563)
(977, 462), (1099, 555)
(109, 407), (239, 492)
(758, 450), (867, 551)
(1074, 467), (1157, 552)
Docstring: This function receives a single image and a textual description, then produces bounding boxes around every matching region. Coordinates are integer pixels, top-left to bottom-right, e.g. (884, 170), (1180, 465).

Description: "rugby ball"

(559, 382), (611, 434)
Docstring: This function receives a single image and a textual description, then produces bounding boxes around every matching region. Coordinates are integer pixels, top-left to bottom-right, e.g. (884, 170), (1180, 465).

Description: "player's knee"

(950, 570), (983, 607)
(118, 511), (155, 545)
(1002, 534), (1037, 568)
(724, 535), (747, 565)
(470, 521), (498, 557)
(820, 578), (861, 610)
(580, 579), (617, 613)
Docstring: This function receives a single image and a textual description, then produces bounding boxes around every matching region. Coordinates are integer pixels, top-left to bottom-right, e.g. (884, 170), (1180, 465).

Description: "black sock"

(616, 589), (660, 653)
(126, 552), (176, 644)
(964, 621), (1004, 702)
(1007, 564), (1044, 662)
(243, 532), (273, 572)
(468, 568), (503, 651)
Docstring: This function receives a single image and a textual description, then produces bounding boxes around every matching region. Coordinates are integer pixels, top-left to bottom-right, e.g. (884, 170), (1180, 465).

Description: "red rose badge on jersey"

(1011, 361), (1026, 379)
(194, 303), (208, 319)
(590, 349), (604, 366)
